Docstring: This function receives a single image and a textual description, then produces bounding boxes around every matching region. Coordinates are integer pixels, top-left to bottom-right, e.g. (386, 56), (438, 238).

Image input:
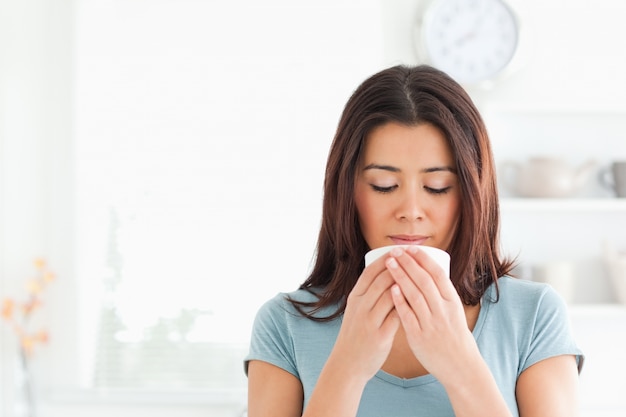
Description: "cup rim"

(364, 244), (450, 271)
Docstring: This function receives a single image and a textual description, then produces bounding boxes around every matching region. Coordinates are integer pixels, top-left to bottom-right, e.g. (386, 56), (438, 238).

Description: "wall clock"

(415, 0), (521, 87)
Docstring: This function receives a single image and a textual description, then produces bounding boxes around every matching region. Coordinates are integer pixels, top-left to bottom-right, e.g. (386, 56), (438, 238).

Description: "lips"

(389, 235), (428, 246)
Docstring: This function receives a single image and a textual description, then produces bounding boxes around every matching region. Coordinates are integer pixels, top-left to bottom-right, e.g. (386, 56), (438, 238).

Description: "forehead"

(362, 122), (454, 168)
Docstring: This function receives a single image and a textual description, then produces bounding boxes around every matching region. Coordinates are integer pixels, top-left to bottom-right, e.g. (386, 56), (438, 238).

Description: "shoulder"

(489, 275), (564, 311)
(482, 276), (583, 372)
(246, 290), (313, 378)
(247, 289), (319, 352)
(254, 289), (310, 320)
(253, 287), (332, 325)
(481, 276), (572, 335)
(493, 275), (548, 295)
(246, 287), (342, 376)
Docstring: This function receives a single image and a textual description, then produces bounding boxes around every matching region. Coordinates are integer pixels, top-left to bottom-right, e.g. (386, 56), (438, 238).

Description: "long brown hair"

(290, 65), (514, 320)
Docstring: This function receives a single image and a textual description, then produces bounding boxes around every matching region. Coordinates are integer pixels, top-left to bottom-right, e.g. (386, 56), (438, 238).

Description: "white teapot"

(500, 157), (596, 198)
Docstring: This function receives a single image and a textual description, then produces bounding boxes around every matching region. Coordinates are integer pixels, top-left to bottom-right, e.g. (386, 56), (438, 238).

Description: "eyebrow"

(363, 163), (456, 174)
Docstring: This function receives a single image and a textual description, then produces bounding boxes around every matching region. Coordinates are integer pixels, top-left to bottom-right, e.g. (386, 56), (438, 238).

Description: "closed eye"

(425, 186), (451, 195)
(371, 184), (398, 194)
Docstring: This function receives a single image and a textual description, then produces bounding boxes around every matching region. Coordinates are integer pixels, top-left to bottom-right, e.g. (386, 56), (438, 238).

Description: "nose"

(395, 189), (425, 222)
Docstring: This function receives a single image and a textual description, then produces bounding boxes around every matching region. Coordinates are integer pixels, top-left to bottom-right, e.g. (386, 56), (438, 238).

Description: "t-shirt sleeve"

(520, 286), (584, 374)
(243, 294), (299, 378)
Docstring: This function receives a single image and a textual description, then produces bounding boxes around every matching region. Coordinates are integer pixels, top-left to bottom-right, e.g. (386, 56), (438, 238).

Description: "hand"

(329, 255), (401, 383)
(386, 246), (480, 385)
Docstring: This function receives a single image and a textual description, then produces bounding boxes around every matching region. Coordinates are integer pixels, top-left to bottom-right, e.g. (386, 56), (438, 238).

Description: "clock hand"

(454, 31), (476, 47)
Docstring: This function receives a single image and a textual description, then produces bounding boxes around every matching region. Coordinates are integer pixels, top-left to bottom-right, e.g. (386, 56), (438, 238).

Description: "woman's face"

(354, 122), (461, 252)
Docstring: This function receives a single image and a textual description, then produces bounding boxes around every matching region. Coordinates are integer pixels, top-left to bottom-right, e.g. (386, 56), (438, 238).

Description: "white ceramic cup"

(364, 245), (450, 278)
(600, 161), (626, 198)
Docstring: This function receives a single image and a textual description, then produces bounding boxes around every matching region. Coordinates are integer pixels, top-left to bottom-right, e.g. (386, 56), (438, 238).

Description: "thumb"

(379, 309), (401, 341)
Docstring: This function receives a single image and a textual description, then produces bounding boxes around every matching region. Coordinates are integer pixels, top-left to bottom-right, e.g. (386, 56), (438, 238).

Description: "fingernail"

(390, 247), (403, 257)
(391, 285), (401, 296)
(408, 245), (419, 254)
(386, 257), (398, 269)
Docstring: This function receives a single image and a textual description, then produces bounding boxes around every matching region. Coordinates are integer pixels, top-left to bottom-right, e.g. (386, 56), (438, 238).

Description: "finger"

(386, 255), (434, 317)
(369, 286), (397, 328)
(391, 249), (441, 304)
(378, 304), (401, 340)
(407, 246), (458, 301)
(351, 254), (390, 297)
(390, 284), (421, 332)
(372, 269), (395, 293)
(348, 269), (396, 319)
(355, 270), (396, 314)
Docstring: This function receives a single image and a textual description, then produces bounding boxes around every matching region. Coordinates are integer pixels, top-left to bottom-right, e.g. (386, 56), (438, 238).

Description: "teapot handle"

(499, 160), (521, 193)
(598, 165), (614, 189)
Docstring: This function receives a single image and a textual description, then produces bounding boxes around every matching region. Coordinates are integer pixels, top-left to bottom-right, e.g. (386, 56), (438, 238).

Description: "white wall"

(1, 0), (625, 416)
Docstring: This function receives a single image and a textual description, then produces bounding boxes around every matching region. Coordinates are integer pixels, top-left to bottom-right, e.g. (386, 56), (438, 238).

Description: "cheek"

(354, 190), (373, 227)
(354, 187), (385, 236)
(438, 197), (461, 236)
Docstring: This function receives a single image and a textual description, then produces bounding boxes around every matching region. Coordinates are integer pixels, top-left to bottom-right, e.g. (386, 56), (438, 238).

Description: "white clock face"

(420, 0), (519, 85)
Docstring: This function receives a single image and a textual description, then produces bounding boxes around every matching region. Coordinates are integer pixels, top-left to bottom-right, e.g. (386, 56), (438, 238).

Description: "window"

(73, 0), (382, 394)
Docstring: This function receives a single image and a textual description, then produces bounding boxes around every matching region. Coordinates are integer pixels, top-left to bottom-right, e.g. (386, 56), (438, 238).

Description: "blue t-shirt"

(244, 276), (584, 416)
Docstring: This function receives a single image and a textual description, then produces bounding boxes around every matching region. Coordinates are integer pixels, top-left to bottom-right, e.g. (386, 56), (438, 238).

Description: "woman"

(245, 65), (583, 417)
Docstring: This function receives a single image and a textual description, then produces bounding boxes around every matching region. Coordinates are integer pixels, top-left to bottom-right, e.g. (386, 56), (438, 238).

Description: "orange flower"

(26, 279), (43, 295)
(21, 298), (42, 316)
(1, 298), (14, 320)
(43, 271), (56, 283)
(33, 258), (46, 270)
(21, 336), (35, 356)
(35, 330), (49, 344)
(1, 258), (56, 357)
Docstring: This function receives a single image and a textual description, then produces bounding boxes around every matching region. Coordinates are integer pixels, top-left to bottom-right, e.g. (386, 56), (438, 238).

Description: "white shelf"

(568, 304), (626, 317)
(501, 198), (626, 212)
